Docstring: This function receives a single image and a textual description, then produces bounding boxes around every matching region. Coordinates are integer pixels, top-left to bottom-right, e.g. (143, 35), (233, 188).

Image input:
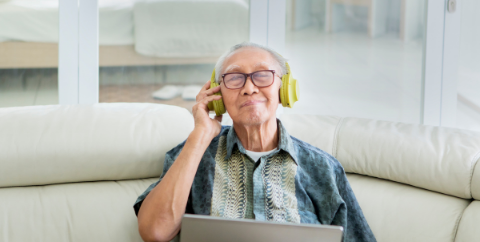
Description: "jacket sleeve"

(133, 141), (190, 216)
(331, 166), (377, 242)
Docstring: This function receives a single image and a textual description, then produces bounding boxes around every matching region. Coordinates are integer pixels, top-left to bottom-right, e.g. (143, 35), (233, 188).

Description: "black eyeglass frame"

(221, 70), (278, 89)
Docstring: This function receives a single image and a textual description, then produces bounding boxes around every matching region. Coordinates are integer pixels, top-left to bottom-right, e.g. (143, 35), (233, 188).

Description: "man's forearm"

(138, 128), (213, 242)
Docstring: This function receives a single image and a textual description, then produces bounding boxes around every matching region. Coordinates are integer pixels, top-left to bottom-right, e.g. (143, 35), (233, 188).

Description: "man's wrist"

(189, 127), (216, 147)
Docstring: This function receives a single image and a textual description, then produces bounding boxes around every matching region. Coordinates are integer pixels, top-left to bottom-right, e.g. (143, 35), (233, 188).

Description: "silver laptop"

(180, 214), (343, 242)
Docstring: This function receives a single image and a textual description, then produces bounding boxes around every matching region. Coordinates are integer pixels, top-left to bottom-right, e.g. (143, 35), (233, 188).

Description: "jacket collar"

(224, 119), (298, 164)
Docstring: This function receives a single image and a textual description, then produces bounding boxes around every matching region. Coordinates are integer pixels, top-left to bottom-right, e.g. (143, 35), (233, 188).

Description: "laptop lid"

(180, 214), (343, 242)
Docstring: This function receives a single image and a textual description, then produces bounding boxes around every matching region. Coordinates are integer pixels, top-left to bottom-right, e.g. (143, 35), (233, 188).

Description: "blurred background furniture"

(0, 0), (249, 69)
(0, 103), (479, 241)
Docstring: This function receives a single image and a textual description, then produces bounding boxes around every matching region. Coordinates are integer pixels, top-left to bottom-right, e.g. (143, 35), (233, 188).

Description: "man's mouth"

(240, 100), (266, 108)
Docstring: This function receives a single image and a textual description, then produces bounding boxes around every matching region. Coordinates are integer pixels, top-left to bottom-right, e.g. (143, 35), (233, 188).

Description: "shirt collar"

(225, 119), (298, 165)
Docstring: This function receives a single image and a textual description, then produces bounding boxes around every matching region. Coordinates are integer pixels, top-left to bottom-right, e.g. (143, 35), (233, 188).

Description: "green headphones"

(207, 62), (299, 116)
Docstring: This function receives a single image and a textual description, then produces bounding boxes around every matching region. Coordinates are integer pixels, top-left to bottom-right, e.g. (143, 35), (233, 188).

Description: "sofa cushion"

(455, 201), (480, 242)
(347, 173), (470, 242)
(0, 103), (193, 188)
(337, 118), (480, 199)
(471, 157), (480, 200)
(0, 178), (156, 242)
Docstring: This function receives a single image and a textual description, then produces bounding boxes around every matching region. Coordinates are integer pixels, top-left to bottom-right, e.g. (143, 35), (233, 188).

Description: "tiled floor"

(0, 27), (479, 131)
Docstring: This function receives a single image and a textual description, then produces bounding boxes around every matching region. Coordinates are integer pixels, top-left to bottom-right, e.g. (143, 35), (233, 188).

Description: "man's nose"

(242, 76), (258, 95)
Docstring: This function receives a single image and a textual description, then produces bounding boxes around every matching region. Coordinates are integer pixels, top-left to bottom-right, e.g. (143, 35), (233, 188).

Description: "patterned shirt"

(134, 120), (376, 242)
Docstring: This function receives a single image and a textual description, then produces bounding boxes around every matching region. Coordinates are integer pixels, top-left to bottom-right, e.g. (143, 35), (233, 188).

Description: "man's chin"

(236, 111), (270, 126)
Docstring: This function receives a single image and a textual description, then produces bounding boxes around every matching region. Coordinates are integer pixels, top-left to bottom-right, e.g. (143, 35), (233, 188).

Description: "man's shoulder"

(290, 136), (334, 159)
(290, 136), (344, 171)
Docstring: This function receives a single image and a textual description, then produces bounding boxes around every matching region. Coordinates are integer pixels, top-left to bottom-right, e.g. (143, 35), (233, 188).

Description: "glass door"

(53, 0), (456, 129)
(283, 0), (427, 124)
(455, 0), (480, 132)
(0, 0), (59, 107)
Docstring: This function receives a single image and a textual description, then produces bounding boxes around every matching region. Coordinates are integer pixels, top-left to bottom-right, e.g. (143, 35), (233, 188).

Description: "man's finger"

(201, 80), (211, 91)
(197, 81), (214, 101)
(195, 95), (222, 113)
(197, 85), (221, 102)
(214, 115), (223, 123)
(204, 85), (221, 96)
(199, 94), (222, 106)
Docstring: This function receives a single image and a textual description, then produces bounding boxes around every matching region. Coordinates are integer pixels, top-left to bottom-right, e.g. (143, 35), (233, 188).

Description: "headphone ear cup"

(207, 100), (215, 111)
(280, 62), (299, 108)
(208, 69), (226, 116)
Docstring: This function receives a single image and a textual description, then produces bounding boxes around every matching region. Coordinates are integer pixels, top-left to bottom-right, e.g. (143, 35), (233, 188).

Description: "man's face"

(220, 47), (282, 126)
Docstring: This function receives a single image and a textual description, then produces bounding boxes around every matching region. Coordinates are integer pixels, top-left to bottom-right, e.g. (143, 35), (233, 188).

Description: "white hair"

(214, 42), (288, 84)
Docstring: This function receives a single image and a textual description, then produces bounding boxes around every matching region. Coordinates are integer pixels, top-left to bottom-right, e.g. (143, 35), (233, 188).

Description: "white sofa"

(0, 103), (479, 242)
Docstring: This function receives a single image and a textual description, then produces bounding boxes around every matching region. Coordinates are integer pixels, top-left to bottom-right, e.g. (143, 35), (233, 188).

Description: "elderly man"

(134, 42), (376, 242)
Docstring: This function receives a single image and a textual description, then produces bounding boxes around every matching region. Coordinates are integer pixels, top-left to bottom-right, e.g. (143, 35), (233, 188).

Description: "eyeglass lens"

(223, 71), (274, 89)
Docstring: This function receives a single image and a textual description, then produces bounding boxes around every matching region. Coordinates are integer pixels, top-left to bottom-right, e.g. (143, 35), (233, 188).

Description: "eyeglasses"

(221, 70), (277, 89)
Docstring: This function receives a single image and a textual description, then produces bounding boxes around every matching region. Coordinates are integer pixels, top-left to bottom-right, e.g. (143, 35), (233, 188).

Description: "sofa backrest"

(0, 104), (194, 242)
(281, 114), (480, 242)
(2, 104), (479, 242)
(0, 103), (193, 188)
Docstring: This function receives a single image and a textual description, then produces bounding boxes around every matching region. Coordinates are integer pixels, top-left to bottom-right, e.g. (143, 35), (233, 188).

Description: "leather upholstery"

(336, 118), (480, 199)
(0, 104), (193, 188)
(455, 201), (480, 242)
(471, 157), (480, 200)
(0, 178), (157, 242)
(1, 104), (479, 242)
(347, 174), (469, 242)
